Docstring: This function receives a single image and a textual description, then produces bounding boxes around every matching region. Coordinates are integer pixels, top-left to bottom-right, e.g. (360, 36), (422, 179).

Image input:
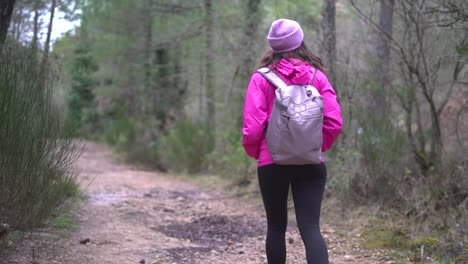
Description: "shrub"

(119, 119), (164, 169)
(0, 42), (80, 231)
(66, 42), (99, 135)
(205, 128), (256, 185)
(357, 111), (407, 203)
(326, 146), (362, 201)
(403, 149), (468, 227)
(159, 119), (213, 174)
(104, 116), (136, 148)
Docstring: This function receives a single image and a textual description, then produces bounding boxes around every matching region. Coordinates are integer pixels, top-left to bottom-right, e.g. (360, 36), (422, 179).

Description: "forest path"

(5, 142), (400, 264)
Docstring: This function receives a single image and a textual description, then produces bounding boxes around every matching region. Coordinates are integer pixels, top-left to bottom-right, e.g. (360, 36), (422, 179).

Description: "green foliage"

(328, 104), (407, 205)
(104, 117), (136, 148)
(0, 42), (80, 231)
(51, 211), (75, 230)
(357, 108), (407, 203)
(265, 0), (322, 26)
(456, 42), (468, 56)
(159, 119), (213, 174)
(404, 150), (468, 225)
(205, 128), (256, 184)
(59, 0), (191, 170)
(55, 2), (466, 250)
(326, 146), (362, 201)
(50, 33), (79, 110)
(66, 41), (99, 135)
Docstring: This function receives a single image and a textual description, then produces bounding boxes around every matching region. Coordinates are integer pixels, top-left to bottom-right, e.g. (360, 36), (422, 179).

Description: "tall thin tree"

(374, 0), (394, 113)
(143, 0), (153, 116)
(31, 0), (41, 51)
(204, 0), (215, 131)
(235, 0), (262, 126)
(0, 0), (16, 45)
(321, 0), (337, 93)
(241, 0), (262, 76)
(42, 0), (56, 65)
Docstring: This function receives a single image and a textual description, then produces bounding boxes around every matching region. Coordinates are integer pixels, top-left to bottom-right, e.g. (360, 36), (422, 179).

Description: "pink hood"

(242, 58), (342, 166)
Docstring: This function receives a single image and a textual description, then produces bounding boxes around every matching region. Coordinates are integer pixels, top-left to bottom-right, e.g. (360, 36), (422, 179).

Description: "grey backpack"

(257, 67), (323, 165)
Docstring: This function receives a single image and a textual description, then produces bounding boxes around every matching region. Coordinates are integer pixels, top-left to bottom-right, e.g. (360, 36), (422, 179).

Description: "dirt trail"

(3, 142), (401, 264)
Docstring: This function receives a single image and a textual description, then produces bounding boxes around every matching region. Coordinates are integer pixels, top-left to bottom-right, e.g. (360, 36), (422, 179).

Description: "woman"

(242, 19), (342, 264)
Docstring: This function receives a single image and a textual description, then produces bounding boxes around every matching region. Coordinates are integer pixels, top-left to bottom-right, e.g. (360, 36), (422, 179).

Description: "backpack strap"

(257, 68), (287, 89)
(310, 67), (317, 86)
(257, 67), (318, 88)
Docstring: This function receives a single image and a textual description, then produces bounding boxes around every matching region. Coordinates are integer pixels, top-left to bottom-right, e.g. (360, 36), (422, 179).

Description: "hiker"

(242, 18), (342, 264)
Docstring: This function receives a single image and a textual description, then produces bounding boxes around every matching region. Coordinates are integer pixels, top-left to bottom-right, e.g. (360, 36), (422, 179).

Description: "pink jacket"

(242, 58), (343, 167)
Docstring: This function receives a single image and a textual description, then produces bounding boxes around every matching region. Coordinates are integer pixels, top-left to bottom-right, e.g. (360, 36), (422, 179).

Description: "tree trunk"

(321, 0), (337, 92)
(172, 43), (184, 99)
(374, 0), (394, 113)
(429, 99), (443, 166)
(143, 0), (153, 115)
(241, 0), (261, 77)
(42, 0), (56, 65)
(235, 0), (262, 126)
(12, 4), (22, 42)
(31, 0), (40, 51)
(0, 0), (16, 45)
(204, 0), (215, 130)
(199, 55), (205, 119)
(155, 48), (169, 130)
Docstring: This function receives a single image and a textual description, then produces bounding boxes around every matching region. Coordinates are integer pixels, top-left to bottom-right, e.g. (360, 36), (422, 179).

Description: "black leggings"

(258, 163), (328, 264)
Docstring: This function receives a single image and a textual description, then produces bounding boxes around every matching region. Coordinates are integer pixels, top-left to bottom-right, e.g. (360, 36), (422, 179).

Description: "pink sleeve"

(242, 73), (268, 159)
(315, 71), (343, 152)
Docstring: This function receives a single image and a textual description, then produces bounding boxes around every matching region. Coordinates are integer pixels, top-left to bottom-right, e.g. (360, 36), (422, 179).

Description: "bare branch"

(437, 59), (465, 116)
(349, 0), (411, 66)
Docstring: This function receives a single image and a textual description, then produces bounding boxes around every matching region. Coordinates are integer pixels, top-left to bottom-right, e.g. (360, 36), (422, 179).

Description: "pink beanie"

(267, 19), (304, 53)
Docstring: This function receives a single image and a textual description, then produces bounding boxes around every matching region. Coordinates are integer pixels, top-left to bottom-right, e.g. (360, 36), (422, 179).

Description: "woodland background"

(0, 0), (467, 262)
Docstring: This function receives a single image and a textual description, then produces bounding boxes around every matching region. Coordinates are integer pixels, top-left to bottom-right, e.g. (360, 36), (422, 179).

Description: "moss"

(361, 226), (441, 252)
(361, 225), (410, 249)
(360, 221), (461, 263)
(408, 236), (438, 249)
(52, 212), (74, 230)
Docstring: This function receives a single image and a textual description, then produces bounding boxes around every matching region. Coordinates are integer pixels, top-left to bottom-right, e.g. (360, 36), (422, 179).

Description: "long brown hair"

(257, 42), (326, 73)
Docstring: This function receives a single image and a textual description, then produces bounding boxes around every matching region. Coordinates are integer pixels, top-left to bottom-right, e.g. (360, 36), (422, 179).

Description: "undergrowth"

(0, 42), (81, 234)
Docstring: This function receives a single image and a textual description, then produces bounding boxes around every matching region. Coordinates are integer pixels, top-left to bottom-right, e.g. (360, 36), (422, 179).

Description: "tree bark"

(0, 0), (16, 45)
(155, 48), (169, 131)
(204, 0), (215, 130)
(199, 55), (205, 119)
(235, 0), (262, 126)
(241, 0), (261, 76)
(31, 0), (41, 51)
(143, 0), (153, 115)
(374, 0), (395, 113)
(42, 0), (56, 64)
(321, 0), (337, 92)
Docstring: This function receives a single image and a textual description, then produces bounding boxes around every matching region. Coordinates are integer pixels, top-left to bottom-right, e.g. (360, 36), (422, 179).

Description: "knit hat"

(267, 19), (304, 53)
